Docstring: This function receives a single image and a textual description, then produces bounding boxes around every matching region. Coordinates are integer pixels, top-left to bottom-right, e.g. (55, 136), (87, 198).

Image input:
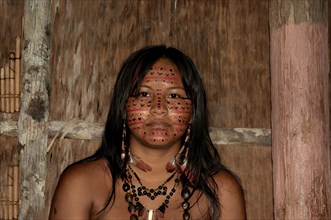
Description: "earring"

(121, 123), (127, 161)
(166, 124), (191, 174)
(122, 122), (152, 172)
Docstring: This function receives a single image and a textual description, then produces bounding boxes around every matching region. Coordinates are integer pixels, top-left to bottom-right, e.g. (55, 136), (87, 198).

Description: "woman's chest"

(93, 185), (210, 220)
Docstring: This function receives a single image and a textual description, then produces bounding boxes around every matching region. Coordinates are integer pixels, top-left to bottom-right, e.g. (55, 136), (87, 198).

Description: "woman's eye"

(138, 92), (150, 97)
(168, 94), (180, 99)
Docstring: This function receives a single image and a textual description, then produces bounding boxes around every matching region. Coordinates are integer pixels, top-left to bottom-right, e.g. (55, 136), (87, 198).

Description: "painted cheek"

(126, 97), (151, 136)
(168, 99), (192, 140)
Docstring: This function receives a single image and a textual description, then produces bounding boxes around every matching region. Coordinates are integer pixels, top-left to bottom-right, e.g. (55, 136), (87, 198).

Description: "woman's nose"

(150, 92), (168, 116)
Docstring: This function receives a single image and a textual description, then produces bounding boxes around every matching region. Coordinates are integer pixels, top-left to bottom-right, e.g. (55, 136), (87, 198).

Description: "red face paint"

(126, 59), (192, 148)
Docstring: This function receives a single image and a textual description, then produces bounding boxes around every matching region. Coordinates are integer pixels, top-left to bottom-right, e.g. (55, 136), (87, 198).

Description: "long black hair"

(79, 45), (226, 219)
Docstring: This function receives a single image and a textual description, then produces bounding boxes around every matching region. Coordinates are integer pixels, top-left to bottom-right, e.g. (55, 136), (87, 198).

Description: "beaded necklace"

(128, 165), (176, 200)
(123, 166), (179, 220)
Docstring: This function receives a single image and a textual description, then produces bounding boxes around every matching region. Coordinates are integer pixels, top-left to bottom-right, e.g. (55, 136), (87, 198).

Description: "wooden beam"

(270, 0), (331, 219)
(18, 0), (50, 219)
(0, 120), (271, 146)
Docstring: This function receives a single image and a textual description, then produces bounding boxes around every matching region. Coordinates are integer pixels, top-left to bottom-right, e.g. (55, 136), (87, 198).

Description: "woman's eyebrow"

(139, 85), (185, 90)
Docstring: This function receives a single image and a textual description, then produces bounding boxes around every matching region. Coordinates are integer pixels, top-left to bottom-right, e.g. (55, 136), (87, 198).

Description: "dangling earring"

(122, 122), (152, 172)
(121, 122), (127, 161)
(166, 124), (191, 175)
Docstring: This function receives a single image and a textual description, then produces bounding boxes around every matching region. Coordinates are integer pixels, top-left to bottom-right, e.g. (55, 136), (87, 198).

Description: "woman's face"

(126, 59), (192, 149)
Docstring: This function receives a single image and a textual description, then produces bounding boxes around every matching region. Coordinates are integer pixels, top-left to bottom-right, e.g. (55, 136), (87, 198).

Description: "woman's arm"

(217, 171), (247, 220)
(49, 164), (93, 219)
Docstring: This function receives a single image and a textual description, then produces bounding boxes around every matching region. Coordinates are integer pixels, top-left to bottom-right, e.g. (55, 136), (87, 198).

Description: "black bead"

(183, 211), (190, 220)
(151, 196), (155, 200)
(158, 186), (162, 189)
(181, 188), (190, 199)
(125, 193), (133, 203)
(128, 203), (136, 212)
(182, 201), (190, 210)
(150, 189), (154, 193)
(158, 204), (166, 213)
(130, 214), (138, 220)
(135, 202), (144, 211)
(138, 191), (142, 196)
(122, 183), (130, 192)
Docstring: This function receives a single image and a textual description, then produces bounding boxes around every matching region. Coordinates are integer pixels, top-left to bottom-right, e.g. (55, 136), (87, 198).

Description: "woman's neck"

(128, 140), (181, 176)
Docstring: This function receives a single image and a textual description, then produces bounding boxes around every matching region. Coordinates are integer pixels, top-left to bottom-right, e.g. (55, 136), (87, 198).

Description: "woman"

(49, 45), (246, 220)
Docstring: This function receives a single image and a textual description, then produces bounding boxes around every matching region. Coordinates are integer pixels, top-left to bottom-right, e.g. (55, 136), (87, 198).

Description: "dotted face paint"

(126, 59), (192, 147)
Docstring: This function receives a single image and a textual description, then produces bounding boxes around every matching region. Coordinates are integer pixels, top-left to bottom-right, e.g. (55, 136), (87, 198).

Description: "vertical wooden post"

(18, 0), (50, 219)
(270, 0), (331, 219)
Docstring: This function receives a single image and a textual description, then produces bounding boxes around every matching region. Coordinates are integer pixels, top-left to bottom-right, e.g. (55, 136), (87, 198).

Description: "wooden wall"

(1, 0), (274, 219)
(48, 1), (271, 218)
(0, 1), (23, 218)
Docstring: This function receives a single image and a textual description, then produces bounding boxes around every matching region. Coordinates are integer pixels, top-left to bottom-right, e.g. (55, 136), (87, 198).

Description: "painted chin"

(136, 126), (173, 144)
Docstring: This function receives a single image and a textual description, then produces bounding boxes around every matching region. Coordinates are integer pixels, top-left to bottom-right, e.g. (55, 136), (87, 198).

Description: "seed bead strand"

(181, 185), (191, 220)
(128, 164), (176, 200)
(123, 167), (182, 219)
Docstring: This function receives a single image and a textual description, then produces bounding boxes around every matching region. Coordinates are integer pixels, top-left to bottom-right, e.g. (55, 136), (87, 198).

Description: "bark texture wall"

(0, 0), (273, 219)
(47, 1), (272, 219)
(18, 0), (50, 219)
(0, 0), (23, 68)
(270, 0), (331, 219)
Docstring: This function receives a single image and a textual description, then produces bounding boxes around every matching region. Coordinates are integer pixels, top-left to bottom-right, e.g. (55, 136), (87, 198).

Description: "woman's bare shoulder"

(59, 158), (111, 187)
(214, 170), (247, 219)
(49, 158), (112, 219)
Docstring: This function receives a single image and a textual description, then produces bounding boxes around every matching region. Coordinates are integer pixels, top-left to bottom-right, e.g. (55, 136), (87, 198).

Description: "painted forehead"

(142, 59), (183, 85)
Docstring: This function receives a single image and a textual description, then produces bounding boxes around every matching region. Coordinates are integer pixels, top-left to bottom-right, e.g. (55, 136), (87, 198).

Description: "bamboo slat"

(0, 68), (4, 112)
(5, 64), (10, 113)
(0, 191), (7, 220)
(9, 53), (15, 113)
(8, 166), (13, 220)
(13, 163), (19, 219)
(14, 36), (21, 112)
(0, 165), (18, 220)
(0, 36), (21, 113)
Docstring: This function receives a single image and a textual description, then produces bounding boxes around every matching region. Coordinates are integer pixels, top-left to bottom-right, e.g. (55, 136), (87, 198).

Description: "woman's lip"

(146, 121), (171, 127)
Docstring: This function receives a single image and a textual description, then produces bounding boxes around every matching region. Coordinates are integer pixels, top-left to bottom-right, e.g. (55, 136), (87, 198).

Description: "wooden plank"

(18, 0), (51, 219)
(0, 120), (271, 146)
(49, 0), (270, 129)
(219, 144), (273, 220)
(270, 0), (331, 219)
(173, 0), (271, 128)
